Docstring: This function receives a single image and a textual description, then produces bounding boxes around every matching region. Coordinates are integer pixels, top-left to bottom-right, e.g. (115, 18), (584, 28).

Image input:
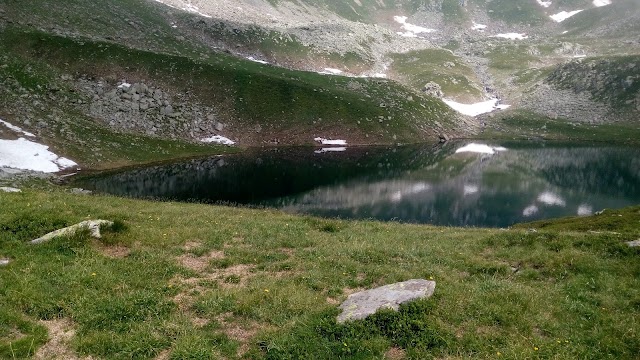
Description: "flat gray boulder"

(0, 187), (21, 193)
(337, 279), (436, 323)
(626, 240), (640, 247)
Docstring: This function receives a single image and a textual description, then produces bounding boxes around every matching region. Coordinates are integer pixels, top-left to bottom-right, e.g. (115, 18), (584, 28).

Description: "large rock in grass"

(337, 279), (436, 323)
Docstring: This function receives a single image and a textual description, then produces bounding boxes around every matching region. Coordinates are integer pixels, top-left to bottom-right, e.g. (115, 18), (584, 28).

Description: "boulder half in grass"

(337, 279), (436, 323)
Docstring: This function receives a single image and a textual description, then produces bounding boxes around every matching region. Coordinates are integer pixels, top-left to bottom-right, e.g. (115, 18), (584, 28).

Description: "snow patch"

(455, 143), (507, 155)
(443, 98), (510, 117)
(550, 10), (584, 22)
(471, 22), (487, 31)
(537, 192), (566, 206)
(536, 0), (552, 7)
(315, 147), (347, 154)
(314, 137), (347, 146)
(593, 0), (611, 7)
(492, 33), (529, 40)
(394, 15), (435, 38)
(200, 135), (235, 145)
(247, 56), (269, 65)
(0, 138), (77, 173)
(319, 68), (344, 75)
(0, 119), (36, 137)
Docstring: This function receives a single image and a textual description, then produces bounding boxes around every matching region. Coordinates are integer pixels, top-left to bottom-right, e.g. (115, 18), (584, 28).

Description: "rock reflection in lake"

(78, 143), (640, 227)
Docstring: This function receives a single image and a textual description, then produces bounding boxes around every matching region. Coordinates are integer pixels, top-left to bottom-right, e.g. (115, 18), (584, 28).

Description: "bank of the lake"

(1, 185), (639, 359)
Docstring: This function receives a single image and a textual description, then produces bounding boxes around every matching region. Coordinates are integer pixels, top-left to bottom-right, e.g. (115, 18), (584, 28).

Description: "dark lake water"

(77, 142), (640, 227)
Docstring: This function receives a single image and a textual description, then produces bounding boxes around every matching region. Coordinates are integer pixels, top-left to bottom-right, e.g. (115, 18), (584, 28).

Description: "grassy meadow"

(0, 184), (638, 359)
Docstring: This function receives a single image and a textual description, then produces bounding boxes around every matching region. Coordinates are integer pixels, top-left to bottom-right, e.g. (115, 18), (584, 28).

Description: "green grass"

(390, 49), (483, 101)
(481, 110), (640, 144)
(0, 184), (638, 359)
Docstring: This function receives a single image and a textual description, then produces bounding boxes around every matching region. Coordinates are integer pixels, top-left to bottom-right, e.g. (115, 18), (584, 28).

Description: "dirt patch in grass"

(342, 287), (366, 296)
(182, 241), (202, 251)
(215, 313), (272, 357)
(3, 327), (26, 342)
(178, 250), (226, 272)
(34, 318), (89, 360)
(216, 264), (255, 289)
(326, 297), (340, 305)
(384, 347), (406, 359)
(97, 244), (130, 258)
(154, 349), (171, 360)
(279, 248), (295, 256)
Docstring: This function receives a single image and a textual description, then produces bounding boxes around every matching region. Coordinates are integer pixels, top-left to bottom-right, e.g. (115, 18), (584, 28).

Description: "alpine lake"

(75, 142), (640, 228)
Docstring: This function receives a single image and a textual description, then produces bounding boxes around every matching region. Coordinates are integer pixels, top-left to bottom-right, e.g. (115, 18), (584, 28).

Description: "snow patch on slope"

(550, 10), (584, 22)
(536, 0), (552, 8)
(492, 33), (529, 40)
(443, 98), (510, 117)
(201, 135), (236, 145)
(394, 16), (435, 38)
(314, 137), (347, 146)
(593, 0), (612, 7)
(0, 119), (35, 137)
(0, 138), (77, 173)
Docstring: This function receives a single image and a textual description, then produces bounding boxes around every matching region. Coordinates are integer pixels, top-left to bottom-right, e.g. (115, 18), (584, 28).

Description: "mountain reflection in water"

(78, 143), (640, 227)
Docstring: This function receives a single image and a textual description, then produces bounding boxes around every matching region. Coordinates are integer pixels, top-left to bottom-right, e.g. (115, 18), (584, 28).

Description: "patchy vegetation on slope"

(546, 55), (640, 113)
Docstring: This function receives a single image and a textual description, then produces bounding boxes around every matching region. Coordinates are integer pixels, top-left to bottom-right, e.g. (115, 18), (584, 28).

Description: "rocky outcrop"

(76, 78), (230, 141)
(422, 82), (444, 98)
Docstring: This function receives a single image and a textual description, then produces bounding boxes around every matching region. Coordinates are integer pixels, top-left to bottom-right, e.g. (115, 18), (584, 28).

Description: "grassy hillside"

(0, 26), (463, 157)
(390, 49), (483, 102)
(0, 184), (638, 359)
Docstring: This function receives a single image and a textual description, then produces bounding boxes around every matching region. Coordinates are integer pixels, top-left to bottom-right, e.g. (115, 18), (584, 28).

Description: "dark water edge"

(75, 142), (640, 228)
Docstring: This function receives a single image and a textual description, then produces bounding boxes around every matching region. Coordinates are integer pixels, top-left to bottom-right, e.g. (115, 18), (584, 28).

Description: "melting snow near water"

(201, 135), (236, 145)
(314, 137), (347, 146)
(455, 143), (507, 155)
(0, 138), (77, 173)
(443, 98), (510, 117)
(0, 119), (36, 137)
(0, 118), (77, 173)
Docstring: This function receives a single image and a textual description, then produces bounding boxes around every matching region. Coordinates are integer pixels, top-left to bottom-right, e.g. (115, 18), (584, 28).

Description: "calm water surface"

(78, 142), (640, 227)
